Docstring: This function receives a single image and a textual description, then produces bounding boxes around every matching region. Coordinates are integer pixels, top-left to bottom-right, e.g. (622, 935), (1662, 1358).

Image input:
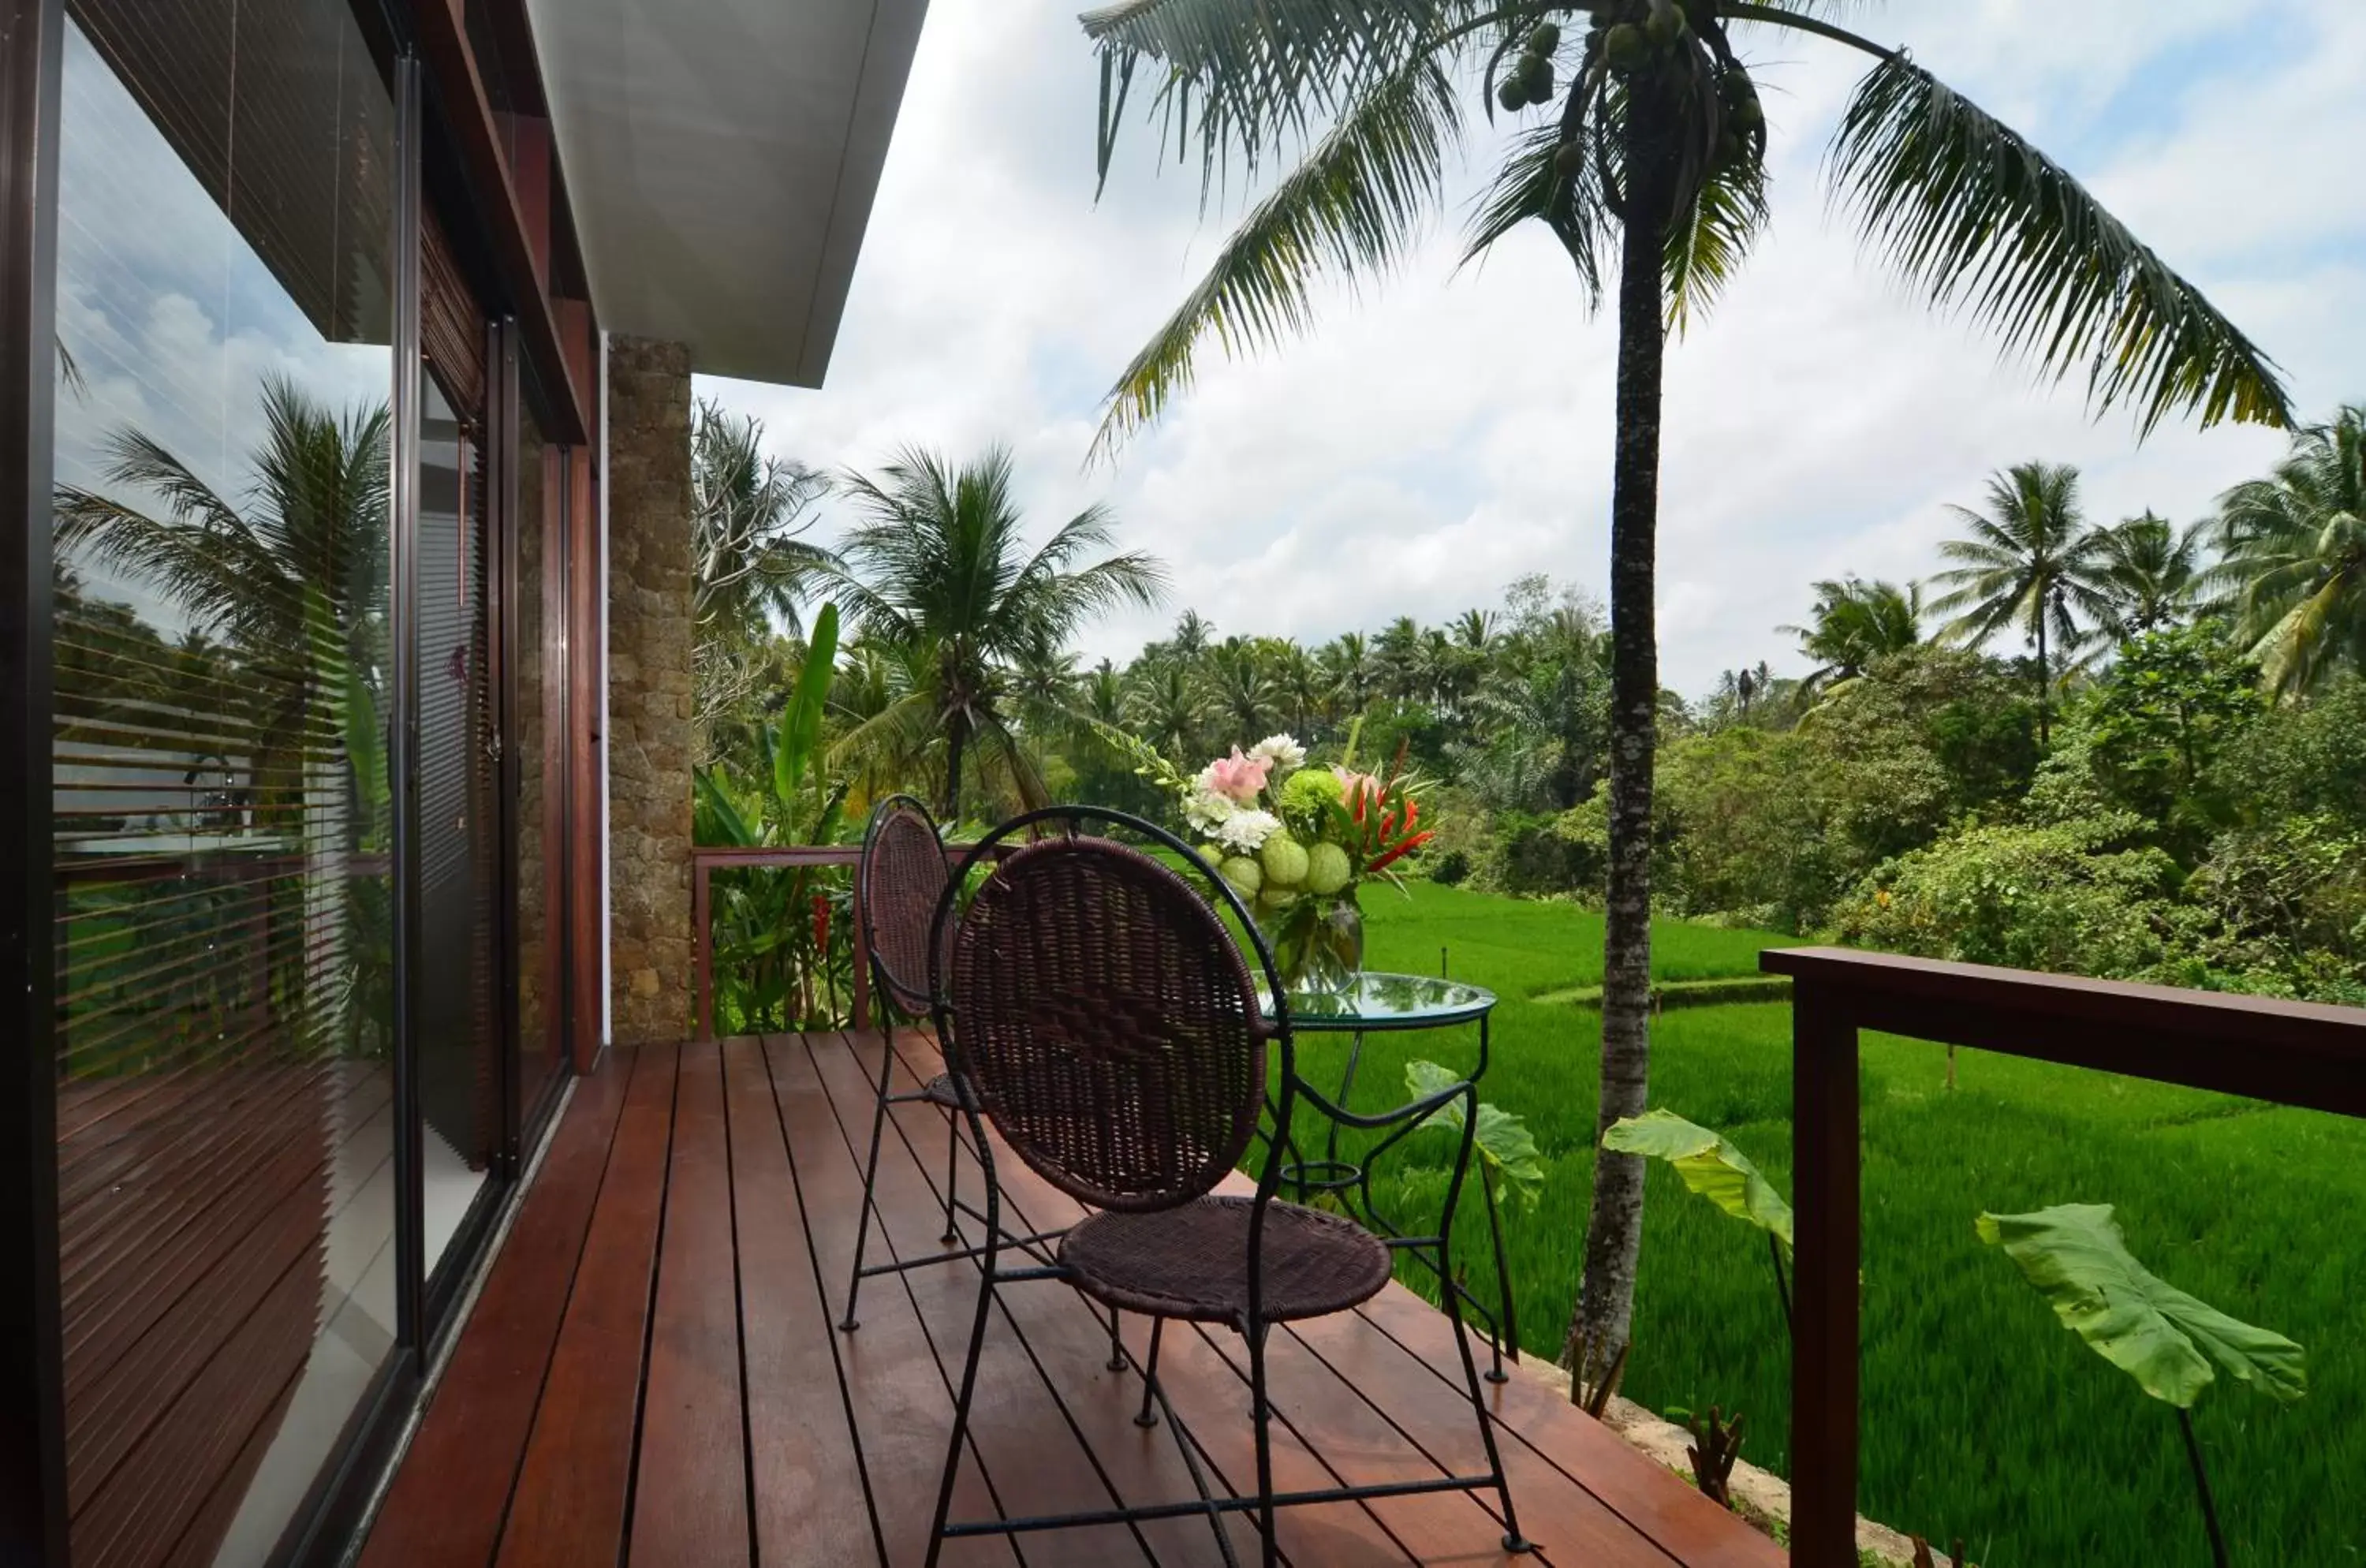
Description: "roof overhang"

(524, 0), (927, 387)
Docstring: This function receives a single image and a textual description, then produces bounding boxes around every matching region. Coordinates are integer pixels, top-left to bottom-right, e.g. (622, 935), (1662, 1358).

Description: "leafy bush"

(1835, 814), (2194, 976)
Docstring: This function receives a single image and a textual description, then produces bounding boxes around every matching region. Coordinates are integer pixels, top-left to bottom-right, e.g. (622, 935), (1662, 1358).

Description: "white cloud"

(700, 0), (2364, 696)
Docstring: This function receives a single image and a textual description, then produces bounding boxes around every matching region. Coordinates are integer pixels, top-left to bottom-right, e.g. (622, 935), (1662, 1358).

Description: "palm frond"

(1091, 51), (1462, 461)
(1827, 55), (2291, 435)
(1462, 117), (1612, 301)
(1666, 149), (1770, 334)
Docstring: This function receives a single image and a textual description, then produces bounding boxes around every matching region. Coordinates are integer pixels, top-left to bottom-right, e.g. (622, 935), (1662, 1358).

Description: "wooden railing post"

(1790, 980), (1860, 1566)
(691, 858), (711, 1044)
(849, 871), (871, 1033)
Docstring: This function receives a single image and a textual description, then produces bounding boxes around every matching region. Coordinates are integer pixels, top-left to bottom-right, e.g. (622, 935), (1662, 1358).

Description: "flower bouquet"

(1172, 730), (1434, 995)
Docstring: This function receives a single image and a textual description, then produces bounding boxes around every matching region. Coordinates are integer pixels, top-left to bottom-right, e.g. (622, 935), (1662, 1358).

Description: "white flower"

(1249, 734), (1307, 772)
(1215, 808), (1282, 854)
(1181, 782), (1237, 836)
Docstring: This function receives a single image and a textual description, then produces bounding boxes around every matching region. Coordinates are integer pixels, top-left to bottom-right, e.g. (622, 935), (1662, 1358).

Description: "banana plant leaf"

(1601, 1108), (1794, 1264)
(774, 603), (838, 809)
(1976, 1203), (2306, 1409)
(1405, 1059), (1545, 1206)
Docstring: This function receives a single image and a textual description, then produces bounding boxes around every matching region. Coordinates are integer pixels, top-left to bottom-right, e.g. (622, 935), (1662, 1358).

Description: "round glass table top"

(1260, 972), (1495, 1031)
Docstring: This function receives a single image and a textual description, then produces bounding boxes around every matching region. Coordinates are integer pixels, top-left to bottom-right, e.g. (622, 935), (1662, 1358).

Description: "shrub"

(1835, 815), (2195, 977)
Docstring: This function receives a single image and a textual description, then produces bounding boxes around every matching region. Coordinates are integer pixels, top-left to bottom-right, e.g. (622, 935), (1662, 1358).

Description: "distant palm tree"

(1785, 577), (1921, 693)
(1452, 608), (1497, 652)
(813, 446), (1166, 822)
(2092, 511), (2210, 640)
(1374, 614), (1426, 704)
(1319, 632), (1372, 715)
(1125, 659), (1211, 763)
(1083, 658), (1128, 726)
(691, 397), (834, 642)
(1170, 607), (1217, 663)
(1273, 640), (1335, 735)
(1084, 0), (2287, 1379)
(1208, 638), (1276, 737)
(2211, 405), (2366, 697)
(1931, 463), (2113, 742)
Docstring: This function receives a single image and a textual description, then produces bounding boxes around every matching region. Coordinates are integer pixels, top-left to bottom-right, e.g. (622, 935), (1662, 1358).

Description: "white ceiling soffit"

(525, 0), (928, 387)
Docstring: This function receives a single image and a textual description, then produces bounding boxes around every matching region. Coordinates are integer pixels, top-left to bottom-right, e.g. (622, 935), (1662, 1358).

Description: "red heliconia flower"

(812, 893), (831, 953)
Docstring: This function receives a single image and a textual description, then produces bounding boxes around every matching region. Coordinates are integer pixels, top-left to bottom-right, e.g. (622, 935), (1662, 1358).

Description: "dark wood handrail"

(1760, 945), (2366, 1564)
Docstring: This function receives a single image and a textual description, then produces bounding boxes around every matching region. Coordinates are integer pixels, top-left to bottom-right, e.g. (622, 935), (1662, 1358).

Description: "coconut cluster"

(1495, 22), (1560, 113)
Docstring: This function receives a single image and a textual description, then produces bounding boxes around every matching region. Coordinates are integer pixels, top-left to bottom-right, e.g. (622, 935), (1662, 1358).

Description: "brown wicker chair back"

(949, 834), (1271, 1214)
(860, 796), (953, 1018)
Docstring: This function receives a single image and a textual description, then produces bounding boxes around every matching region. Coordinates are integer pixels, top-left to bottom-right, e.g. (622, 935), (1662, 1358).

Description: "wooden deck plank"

(630, 1039), (752, 1567)
(762, 1036), (1012, 1568)
(805, 1033), (1145, 1567)
(876, 1032), (1398, 1566)
(361, 1032), (1782, 1568)
(494, 1041), (681, 1568)
(358, 1052), (634, 1568)
(725, 1036), (875, 1567)
(1352, 1292), (1787, 1568)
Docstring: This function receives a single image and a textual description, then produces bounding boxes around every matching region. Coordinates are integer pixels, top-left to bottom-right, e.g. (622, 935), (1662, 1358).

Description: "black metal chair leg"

(1482, 1163), (1514, 1382)
(1106, 1308), (1126, 1372)
(1442, 1241), (1532, 1552)
(841, 1021), (899, 1332)
(924, 1249), (998, 1568)
(939, 1107), (962, 1245)
(1133, 1317), (1165, 1428)
(1248, 1323), (1278, 1568)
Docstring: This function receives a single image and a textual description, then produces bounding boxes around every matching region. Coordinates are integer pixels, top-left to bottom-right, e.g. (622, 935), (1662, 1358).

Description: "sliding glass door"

(39, 3), (573, 1558)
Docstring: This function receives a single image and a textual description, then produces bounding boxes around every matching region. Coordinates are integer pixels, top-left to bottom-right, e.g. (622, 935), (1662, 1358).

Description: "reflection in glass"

(50, 3), (396, 1561)
(416, 372), (498, 1281)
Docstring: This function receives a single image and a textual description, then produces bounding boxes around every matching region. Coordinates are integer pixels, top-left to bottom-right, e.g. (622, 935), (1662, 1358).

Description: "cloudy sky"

(698, 0), (2365, 697)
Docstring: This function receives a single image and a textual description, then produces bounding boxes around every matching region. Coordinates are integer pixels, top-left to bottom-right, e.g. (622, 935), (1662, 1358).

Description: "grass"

(1285, 879), (2364, 1566)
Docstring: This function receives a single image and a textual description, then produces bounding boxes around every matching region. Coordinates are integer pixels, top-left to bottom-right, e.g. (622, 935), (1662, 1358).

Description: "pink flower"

(1202, 747), (1273, 805)
(1332, 767), (1383, 813)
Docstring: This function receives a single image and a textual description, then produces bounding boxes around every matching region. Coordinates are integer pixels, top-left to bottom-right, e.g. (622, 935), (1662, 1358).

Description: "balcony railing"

(1762, 946), (2366, 1566)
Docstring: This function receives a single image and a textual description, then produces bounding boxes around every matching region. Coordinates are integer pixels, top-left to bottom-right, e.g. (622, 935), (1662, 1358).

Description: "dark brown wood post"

(1790, 980), (1860, 1566)
(849, 869), (871, 1033)
(691, 857), (711, 1043)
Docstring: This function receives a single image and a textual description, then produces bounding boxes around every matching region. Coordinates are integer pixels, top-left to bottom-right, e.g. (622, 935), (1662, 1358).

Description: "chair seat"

(1060, 1197), (1393, 1327)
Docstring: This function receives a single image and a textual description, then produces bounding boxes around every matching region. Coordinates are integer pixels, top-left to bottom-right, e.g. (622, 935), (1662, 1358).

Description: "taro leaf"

(1976, 1203), (2306, 1409)
(1405, 1060), (1546, 1207)
(1601, 1108), (1794, 1264)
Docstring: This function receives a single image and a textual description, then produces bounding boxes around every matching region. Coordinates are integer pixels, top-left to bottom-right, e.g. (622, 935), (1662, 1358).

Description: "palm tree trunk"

(943, 709), (969, 826)
(1567, 77), (1680, 1368)
(2035, 609), (2051, 747)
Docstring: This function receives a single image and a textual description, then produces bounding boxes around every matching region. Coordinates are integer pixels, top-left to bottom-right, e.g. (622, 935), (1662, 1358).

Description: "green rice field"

(1297, 880), (2364, 1566)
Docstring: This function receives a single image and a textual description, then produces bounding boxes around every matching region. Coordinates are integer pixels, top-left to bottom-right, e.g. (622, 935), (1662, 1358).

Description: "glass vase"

(1263, 887), (1364, 996)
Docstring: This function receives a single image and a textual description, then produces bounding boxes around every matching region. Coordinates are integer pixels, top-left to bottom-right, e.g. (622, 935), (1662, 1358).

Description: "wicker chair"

(840, 796), (1068, 1333)
(922, 807), (1528, 1567)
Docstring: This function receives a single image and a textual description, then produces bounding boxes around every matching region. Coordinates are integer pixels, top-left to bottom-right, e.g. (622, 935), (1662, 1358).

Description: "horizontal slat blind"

(50, 2), (401, 1562)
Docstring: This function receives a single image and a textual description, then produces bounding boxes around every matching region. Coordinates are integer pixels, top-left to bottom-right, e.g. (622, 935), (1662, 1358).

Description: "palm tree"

(1786, 577), (1921, 693)
(1931, 462), (2115, 742)
(1170, 607), (1217, 663)
(54, 375), (394, 1051)
(812, 446), (1166, 822)
(1082, 0), (2289, 1372)
(1207, 637), (1277, 737)
(1319, 632), (1373, 715)
(1374, 614), (1427, 703)
(2211, 406), (2366, 697)
(2093, 511), (2210, 640)
(691, 397), (833, 640)
(1273, 640), (1336, 735)
(1125, 658), (1211, 763)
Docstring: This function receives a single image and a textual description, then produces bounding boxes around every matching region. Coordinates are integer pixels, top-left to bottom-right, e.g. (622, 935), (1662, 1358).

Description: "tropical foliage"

(1079, 0), (2289, 1367)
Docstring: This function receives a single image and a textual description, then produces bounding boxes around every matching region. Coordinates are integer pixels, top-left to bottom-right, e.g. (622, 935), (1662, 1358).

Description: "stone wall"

(605, 336), (695, 1047)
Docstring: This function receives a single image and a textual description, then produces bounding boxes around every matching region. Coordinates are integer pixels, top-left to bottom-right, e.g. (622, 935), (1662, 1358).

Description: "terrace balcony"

(357, 1027), (1783, 1566)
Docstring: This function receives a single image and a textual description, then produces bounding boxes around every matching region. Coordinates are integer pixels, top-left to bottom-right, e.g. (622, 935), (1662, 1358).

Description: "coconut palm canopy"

(2211, 405), (2366, 698)
(2093, 511), (2211, 641)
(811, 445), (1168, 822)
(1929, 461), (2113, 737)
(1081, 0), (2292, 457)
(1786, 576), (1921, 693)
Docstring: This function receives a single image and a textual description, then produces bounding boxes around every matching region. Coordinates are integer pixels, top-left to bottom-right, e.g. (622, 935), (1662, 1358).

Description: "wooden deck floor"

(360, 1034), (1782, 1567)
